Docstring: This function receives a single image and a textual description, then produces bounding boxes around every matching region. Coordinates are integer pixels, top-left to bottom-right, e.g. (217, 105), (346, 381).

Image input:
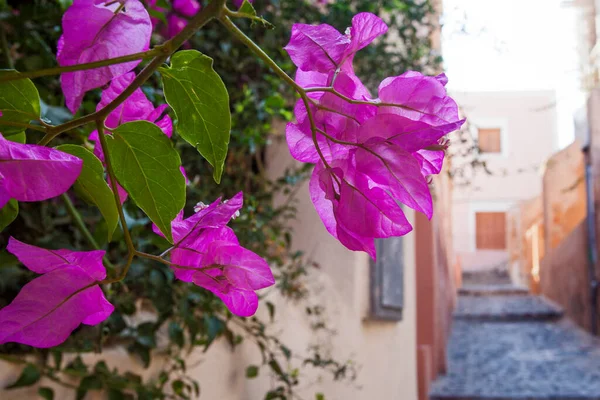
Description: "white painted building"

(451, 90), (559, 272)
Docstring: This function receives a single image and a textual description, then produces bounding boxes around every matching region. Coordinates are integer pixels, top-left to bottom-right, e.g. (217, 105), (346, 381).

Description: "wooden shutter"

(476, 212), (507, 249)
(478, 128), (502, 153)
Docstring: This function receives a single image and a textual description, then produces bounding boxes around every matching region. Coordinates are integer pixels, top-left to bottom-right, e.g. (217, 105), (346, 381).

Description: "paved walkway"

(430, 278), (600, 400)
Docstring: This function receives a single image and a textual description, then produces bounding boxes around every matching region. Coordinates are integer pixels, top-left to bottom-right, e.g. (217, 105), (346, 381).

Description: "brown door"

(475, 212), (507, 249)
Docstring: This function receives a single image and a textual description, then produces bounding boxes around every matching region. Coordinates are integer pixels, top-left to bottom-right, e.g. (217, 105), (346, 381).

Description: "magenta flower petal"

(309, 163), (376, 258)
(354, 140), (433, 218)
(175, 192), (244, 244)
(171, 227), (238, 282)
(58, 0), (151, 113)
(347, 13), (388, 53)
(334, 163), (413, 238)
(205, 241), (275, 290)
(7, 237), (105, 279)
(0, 239), (112, 348)
(0, 135), (82, 207)
(295, 69), (330, 94)
(415, 149), (444, 176)
(377, 71), (462, 126)
(341, 13), (387, 68)
(0, 267), (112, 348)
(173, 0), (200, 17)
(215, 290), (258, 317)
(96, 72), (173, 136)
(285, 23), (350, 73)
(355, 114), (462, 152)
(191, 241), (273, 317)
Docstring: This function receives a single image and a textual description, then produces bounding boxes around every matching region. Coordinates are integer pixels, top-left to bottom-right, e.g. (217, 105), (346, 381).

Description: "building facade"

(451, 91), (559, 272)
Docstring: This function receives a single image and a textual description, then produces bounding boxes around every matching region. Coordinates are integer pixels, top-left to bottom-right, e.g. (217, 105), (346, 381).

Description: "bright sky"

(442, 0), (585, 148)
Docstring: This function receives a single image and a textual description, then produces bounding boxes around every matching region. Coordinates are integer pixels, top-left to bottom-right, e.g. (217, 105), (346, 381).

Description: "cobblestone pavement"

(430, 285), (600, 400)
(454, 295), (563, 321)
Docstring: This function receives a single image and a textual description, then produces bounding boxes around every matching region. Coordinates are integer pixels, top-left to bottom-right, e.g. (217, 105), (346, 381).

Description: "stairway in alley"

(429, 268), (600, 400)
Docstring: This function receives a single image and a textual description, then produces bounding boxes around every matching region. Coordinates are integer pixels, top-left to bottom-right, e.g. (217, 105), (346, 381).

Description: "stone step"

(458, 284), (529, 296)
(429, 319), (600, 400)
(454, 295), (564, 322)
(462, 267), (511, 286)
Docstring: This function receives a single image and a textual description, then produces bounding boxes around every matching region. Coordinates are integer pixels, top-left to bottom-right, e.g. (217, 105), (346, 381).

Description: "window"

(475, 212), (507, 249)
(369, 237), (404, 321)
(478, 127), (502, 153)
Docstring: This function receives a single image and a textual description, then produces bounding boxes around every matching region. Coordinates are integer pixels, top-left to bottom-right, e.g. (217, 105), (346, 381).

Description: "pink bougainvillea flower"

(0, 134), (82, 208)
(148, 0), (201, 39)
(285, 12), (387, 81)
(285, 13), (466, 259)
(0, 238), (113, 348)
(193, 241), (274, 317)
(58, 0), (152, 113)
(153, 192), (275, 316)
(88, 72), (173, 203)
(377, 71), (462, 127)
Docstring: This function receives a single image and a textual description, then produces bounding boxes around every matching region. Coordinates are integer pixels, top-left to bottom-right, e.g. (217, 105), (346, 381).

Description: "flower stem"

(0, 23), (14, 69)
(0, 49), (162, 84)
(61, 193), (100, 249)
(97, 121), (135, 280)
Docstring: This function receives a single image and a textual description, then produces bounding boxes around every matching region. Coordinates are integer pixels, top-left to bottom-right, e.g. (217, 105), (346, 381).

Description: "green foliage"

(160, 50), (231, 184)
(0, 71), (40, 135)
(6, 363), (41, 389)
(55, 145), (119, 241)
(106, 121), (186, 243)
(0, 199), (18, 231)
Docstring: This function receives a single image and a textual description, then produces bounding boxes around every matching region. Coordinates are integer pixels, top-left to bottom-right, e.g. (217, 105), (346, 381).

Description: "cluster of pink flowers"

(284, 13), (464, 259)
(0, 3), (462, 349)
(0, 238), (114, 348)
(153, 192), (275, 317)
(148, 0), (201, 39)
(0, 0), (268, 348)
(147, 0), (252, 40)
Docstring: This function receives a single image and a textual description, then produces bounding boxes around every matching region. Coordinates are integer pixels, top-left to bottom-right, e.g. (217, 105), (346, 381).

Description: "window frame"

(472, 118), (509, 158)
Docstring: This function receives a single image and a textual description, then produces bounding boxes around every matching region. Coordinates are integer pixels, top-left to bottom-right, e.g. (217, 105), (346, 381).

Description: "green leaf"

(168, 322), (185, 348)
(7, 364), (41, 389)
(239, 0), (256, 15)
(107, 389), (126, 400)
(159, 50), (231, 183)
(64, 356), (88, 377)
(106, 121), (185, 243)
(55, 144), (119, 241)
(0, 71), (41, 135)
(38, 387), (54, 400)
(316, 394), (325, 400)
(76, 375), (103, 400)
(5, 131), (25, 143)
(246, 365), (259, 378)
(147, 8), (167, 26)
(0, 199), (18, 231)
(171, 380), (185, 397)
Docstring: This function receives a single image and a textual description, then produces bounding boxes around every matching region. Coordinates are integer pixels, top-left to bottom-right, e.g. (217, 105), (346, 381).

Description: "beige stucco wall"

(451, 90), (558, 271)
(0, 140), (418, 400)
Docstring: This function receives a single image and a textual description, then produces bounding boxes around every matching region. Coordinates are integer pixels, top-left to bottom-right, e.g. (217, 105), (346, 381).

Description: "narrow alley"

(430, 268), (600, 400)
